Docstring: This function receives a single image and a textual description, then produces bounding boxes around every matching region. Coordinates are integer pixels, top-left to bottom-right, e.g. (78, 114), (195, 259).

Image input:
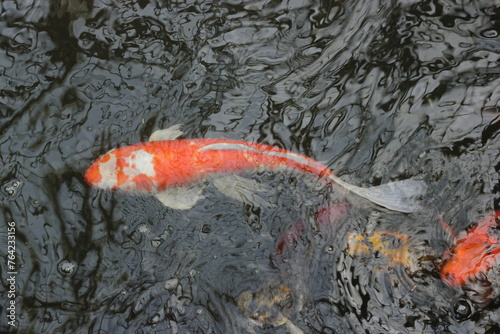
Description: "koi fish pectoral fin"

(149, 124), (184, 142)
(154, 185), (205, 210)
(212, 175), (275, 208)
(338, 178), (427, 213)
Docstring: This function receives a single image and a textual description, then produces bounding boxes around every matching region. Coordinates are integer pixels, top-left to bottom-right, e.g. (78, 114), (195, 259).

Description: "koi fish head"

(438, 243), (480, 288)
(439, 211), (500, 288)
(85, 145), (158, 192)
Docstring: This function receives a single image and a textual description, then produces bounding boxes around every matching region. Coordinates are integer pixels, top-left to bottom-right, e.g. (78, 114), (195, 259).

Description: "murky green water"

(1, 0), (499, 333)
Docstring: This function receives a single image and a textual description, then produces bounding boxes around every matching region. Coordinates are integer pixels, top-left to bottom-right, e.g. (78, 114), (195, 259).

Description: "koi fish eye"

(433, 256), (445, 270)
(452, 299), (472, 320)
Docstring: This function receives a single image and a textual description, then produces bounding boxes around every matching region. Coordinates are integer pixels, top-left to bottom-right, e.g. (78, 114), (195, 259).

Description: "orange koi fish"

(85, 125), (426, 211)
(439, 210), (500, 288)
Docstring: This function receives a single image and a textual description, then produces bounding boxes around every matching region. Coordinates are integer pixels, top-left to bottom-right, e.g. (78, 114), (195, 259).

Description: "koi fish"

(347, 229), (440, 276)
(85, 125), (426, 212)
(237, 283), (304, 334)
(439, 210), (500, 288)
(276, 201), (350, 256)
(347, 231), (411, 267)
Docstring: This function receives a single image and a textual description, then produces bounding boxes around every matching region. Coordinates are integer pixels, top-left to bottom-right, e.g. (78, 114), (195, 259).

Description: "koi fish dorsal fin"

(149, 124), (184, 142)
(333, 178), (427, 213)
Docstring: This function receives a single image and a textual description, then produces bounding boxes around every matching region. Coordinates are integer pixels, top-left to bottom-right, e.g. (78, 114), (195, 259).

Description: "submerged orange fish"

(85, 125), (425, 211)
(439, 210), (500, 288)
(237, 282), (304, 334)
(275, 201), (351, 256)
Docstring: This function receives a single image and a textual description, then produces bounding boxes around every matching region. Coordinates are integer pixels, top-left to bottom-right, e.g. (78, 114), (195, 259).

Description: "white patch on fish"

(97, 153), (118, 189)
(123, 150), (157, 179)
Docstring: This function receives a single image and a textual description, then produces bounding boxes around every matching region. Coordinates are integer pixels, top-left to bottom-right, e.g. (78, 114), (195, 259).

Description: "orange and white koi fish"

(85, 125), (426, 211)
(439, 210), (500, 288)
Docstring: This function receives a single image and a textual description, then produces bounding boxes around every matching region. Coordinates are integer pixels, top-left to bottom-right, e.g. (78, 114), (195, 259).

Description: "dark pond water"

(1, 0), (499, 333)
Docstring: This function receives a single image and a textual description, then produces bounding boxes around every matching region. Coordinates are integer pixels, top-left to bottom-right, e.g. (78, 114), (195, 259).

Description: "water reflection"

(0, 0), (499, 333)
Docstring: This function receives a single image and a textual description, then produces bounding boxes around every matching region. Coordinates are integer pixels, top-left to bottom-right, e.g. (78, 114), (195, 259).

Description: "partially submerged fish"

(85, 125), (426, 212)
(276, 201), (351, 256)
(346, 229), (438, 276)
(439, 211), (500, 288)
(347, 231), (411, 267)
(237, 283), (304, 334)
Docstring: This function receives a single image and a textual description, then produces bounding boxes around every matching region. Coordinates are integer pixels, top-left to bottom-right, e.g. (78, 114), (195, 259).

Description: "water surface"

(1, 0), (499, 333)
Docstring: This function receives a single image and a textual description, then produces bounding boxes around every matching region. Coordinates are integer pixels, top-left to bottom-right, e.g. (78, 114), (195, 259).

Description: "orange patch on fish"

(116, 157), (130, 186)
(132, 174), (154, 191)
(100, 153), (111, 163)
(84, 159), (103, 184)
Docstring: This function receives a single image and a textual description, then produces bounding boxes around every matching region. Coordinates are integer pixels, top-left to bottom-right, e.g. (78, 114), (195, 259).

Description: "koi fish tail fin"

(332, 177), (427, 213)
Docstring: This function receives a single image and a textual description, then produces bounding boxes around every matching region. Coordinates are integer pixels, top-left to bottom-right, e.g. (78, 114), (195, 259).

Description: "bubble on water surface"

(58, 260), (77, 277)
(2, 178), (23, 196)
